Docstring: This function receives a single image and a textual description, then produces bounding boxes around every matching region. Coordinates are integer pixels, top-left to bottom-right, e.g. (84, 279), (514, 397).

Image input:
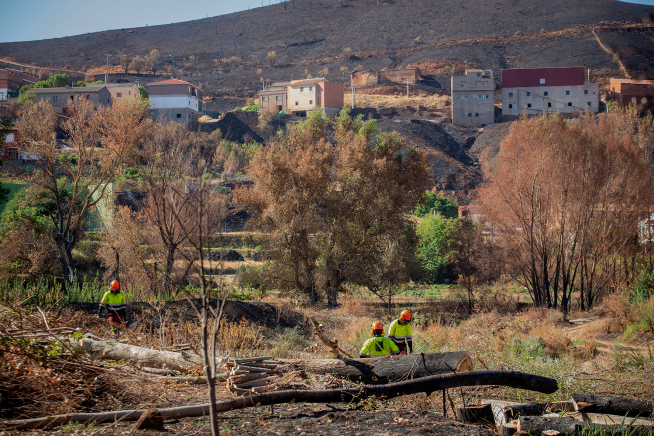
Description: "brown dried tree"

(237, 109), (431, 306)
(13, 98), (152, 286)
(477, 111), (653, 312)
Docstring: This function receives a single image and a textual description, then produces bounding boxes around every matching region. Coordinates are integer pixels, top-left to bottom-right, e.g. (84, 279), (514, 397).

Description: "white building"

(148, 79), (204, 126)
(451, 69), (495, 127)
(501, 67), (599, 117)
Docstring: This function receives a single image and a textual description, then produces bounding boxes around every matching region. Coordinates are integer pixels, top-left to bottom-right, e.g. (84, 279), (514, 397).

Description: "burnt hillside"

(0, 0), (653, 102)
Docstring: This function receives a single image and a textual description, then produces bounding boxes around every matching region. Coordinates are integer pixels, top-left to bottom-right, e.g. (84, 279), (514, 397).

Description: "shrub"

(627, 271), (654, 303)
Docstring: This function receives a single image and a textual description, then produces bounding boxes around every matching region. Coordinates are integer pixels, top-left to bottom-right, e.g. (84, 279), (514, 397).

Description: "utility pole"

(104, 54), (111, 84)
(169, 55), (175, 79)
(351, 74), (356, 108)
(406, 79), (409, 98)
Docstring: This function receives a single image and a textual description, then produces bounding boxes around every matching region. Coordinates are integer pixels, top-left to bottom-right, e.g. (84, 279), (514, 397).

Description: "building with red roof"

(501, 67), (598, 118)
(609, 78), (654, 107)
(148, 78), (204, 126)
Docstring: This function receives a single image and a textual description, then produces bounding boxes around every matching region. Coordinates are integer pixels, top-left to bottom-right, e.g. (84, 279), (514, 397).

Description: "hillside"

(0, 0), (653, 103)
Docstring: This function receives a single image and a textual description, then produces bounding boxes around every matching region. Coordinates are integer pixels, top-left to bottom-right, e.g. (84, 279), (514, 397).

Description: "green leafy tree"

(90, 80), (104, 85)
(415, 191), (458, 219)
(18, 91), (36, 103)
(416, 213), (456, 282)
(74, 80), (87, 87)
(45, 74), (71, 88)
(139, 86), (149, 100)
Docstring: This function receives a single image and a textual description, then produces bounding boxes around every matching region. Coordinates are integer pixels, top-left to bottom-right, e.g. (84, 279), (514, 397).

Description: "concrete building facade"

(451, 69), (495, 127)
(258, 81), (290, 112)
(29, 86), (112, 114)
(609, 78), (654, 107)
(0, 68), (38, 101)
(288, 78), (344, 116)
(351, 67), (421, 87)
(501, 67), (599, 117)
(148, 79), (204, 126)
(87, 83), (140, 100)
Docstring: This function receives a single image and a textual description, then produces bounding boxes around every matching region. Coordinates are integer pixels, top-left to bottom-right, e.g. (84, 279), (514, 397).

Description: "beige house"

(451, 69), (495, 127)
(148, 79), (204, 127)
(87, 83), (140, 100)
(288, 78), (344, 117)
(29, 86), (112, 114)
(258, 81), (290, 112)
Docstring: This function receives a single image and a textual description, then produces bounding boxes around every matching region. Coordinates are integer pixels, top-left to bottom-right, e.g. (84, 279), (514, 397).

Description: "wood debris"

(225, 356), (280, 395)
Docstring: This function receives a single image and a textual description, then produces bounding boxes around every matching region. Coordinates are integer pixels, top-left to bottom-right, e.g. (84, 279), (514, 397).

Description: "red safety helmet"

(371, 321), (384, 336)
(110, 280), (120, 290)
(399, 310), (411, 322)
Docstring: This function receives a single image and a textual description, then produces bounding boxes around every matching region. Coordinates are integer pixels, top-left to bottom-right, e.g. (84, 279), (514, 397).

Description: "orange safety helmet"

(110, 280), (120, 290)
(370, 321), (384, 335)
(399, 310), (411, 322)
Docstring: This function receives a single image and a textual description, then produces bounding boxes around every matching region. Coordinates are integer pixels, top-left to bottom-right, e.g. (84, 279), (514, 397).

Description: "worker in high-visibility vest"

(388, 310), (413, 355)
(359, 321), (400, 358)
(97, 280), (127, 327)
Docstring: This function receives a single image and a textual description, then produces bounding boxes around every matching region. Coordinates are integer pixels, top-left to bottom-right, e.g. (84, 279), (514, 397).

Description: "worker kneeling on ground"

(97, 280), (127, 327)
(359, 321), (400, 358)
(388, 310), (413, 355)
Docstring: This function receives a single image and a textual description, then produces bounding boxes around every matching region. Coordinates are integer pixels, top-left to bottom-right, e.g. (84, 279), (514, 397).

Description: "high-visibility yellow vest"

(388, 319), (412, 346)
(360, 336), (400, 356)
(100, 291), (126, 313)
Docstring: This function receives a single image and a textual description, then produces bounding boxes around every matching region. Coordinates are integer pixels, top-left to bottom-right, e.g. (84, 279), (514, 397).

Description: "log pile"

(225, 356), (280, 395)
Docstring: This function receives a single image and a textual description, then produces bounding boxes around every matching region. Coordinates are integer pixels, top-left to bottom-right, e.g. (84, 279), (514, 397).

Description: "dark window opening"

(176, 113), (182, 118)
(544, 91), (548, 96)
(508, 104), (513, 109)
(509, 92), (513, 97)
(468, 113), (472, 117)
(527, 104), (531, 108)
(568, 102), (572, 107)
(548, 103), (552, 107)
(566, 91), (570, 95)
(475, 113), (479, 117)
(526, 92), (531, 96)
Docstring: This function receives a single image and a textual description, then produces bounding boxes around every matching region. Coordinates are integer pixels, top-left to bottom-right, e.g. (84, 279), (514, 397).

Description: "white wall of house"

(451, 71), (495, 127)
(149, 95), (201, 112)
(289, 85), (318, 112)
(502, 82), (599, 116)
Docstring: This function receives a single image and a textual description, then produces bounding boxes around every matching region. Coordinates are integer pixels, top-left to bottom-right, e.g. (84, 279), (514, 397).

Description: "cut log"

(541, 431), (560, 436)
(230, 372), (269, 383)
(456, 404), (495, 425)
(235, 376), (278, 388)
(504, 403), (547, 422)
(280, 351), (474, 384)
(0, 370), (557, 430)
(235, 364), (274, 373)
(518, 416), (580, 435)
(79, 337), (204, 373)
(502, 420), (519, 436)
(572, 393), (654, 418)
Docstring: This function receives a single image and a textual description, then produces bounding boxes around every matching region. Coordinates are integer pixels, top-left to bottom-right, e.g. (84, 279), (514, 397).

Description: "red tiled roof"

(501, 67), (586, 88)
(291, 79), (323, 86)
(149, 79), (192, 85)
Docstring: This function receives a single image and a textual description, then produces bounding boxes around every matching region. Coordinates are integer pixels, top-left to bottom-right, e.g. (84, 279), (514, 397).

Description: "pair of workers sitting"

(359, 310), (413, 358)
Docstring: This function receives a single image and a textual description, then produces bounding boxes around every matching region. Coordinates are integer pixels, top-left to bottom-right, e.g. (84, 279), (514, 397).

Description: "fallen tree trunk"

(572, 393), (654, 418)
(518, 416), (581, 435)
(504, 403), (547, 422)
(0, 370), (557, 431)
(79, 337), (204, 372)
(281, 351), (473, 384)
(457, 404), (495, 424)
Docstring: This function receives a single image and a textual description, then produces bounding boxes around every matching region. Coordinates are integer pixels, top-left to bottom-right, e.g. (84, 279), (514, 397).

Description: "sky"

(0, 0), (653, 43)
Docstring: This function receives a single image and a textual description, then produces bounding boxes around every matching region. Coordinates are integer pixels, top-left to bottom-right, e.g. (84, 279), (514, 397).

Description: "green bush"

(237, 264), (268, 292)
(415, 192), (458, 219)
(627, 271), (654, 303)
(508, 336), (546, 358)
(416, 213), (456, 282)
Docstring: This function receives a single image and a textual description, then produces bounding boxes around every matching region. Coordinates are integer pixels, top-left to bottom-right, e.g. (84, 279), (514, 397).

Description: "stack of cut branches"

(225, 356), (279, 395)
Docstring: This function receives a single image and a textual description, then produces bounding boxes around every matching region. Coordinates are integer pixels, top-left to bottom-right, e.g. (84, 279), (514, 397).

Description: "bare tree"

(118, 52), (130, 74)
(266, 51), (278, 67)
(130, 56), (145, 76)
(145, 49), (160, 75)
(477, 111), (653, 312)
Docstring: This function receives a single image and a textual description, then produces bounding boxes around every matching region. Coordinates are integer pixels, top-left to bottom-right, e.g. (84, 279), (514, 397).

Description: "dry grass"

(344, 93), (450, 111)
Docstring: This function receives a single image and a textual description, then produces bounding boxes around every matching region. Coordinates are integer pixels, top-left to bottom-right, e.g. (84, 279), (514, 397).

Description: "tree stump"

(132, 408), (165, 431)
(456, 404), (495, 425)
(502, 420), (519, 436)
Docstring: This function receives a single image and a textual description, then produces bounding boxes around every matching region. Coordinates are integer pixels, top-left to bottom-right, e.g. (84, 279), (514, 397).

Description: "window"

(584, 90), (588, 95)
(475, 113), (479, 117)
(526, 92), (531, 96)
(548, 102), (552, 107)
(482, 81), (489, 86)
(300, 87), (304, 92)
(457, 94), (468, 99)
(69, 95), (74, 102)
(476, 73), (481, 77)
(476, 81), (481, 86)
(461, 81), (467, 86)
(468, 113), (472, 117)
(566, 91), (570, 95)
(587, 102), (592, 106)
(276, 95), (282, 101)
(630, 87), (633, 91)
(128, 91), (131, 95)
(309, 100), (313, 105)
(543, 91), (548, 96)
(263, 96), (268, 101)
(295, 101), (299, 106)
(527, 103), (531, 108)
(52, 96), (57, 102)
(309, 86), (313, 91)
(568, 102), (572, 107)
(540, 78), (545, 84)
(116, 93), (122, 97)
(508, 92), (513, 97)
(176, 113), (181, 118)
(509, 104), (513, 108)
